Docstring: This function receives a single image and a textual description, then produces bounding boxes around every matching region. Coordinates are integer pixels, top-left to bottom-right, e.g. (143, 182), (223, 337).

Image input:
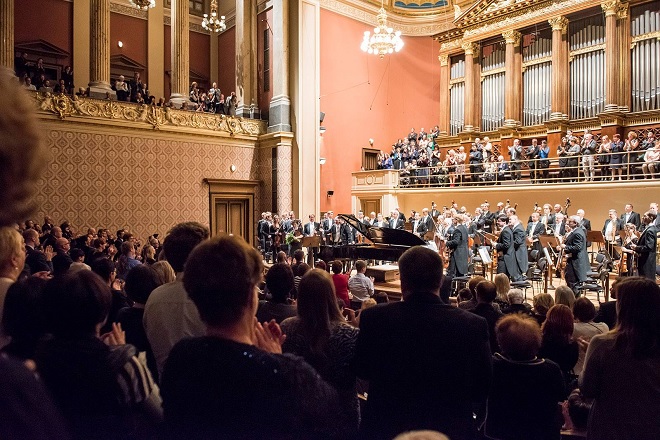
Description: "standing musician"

(388, 210), (405, 230)
(627, 212), (658, 280)
(509, 215), (529, 281)
(445, 214), (469, 277)
(493, 215), (520, 281)
(558, 215), (590, 294)
(268, 215), (283, 263)
(540, 204), (554, 231)
(619, 223), (639, 276)
(526, 212), (545, 253)
(303, 214), (321, 265)
(602, 209), (622, 259)
(552, 213), (566, 237)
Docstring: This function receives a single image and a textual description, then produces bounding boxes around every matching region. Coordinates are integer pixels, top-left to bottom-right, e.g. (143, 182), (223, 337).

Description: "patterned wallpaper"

(33, 121), (271, 240)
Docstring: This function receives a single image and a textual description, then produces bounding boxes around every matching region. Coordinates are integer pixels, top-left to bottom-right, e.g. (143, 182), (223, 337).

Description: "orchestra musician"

(445, 214), (469, 277)
(602, 209), (622, 259)
(388, 210), (405, 230)
(627, 212), (658, 280)
(304, 214), (321, 265)
(268, 215), (283, 263)
(620, 204), (641, 230)
(493, 215), (520, 281)
(551, 213), (566, 237)
(525, 212), (545, 253)
(558, 215), (590, 294)
(509, 215), (529, 281)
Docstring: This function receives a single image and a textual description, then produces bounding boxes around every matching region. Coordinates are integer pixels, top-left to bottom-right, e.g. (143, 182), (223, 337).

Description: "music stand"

(539, 235), (560, 292)
(301, 236), (321, 248)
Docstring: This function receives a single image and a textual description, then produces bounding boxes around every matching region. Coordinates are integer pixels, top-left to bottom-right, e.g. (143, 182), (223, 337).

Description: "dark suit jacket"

(25, 245), (52, 275)
(303, 222), (320, 237)
(447, 224), (469, 275)
(414, 219), (429, 237)
(525, 222), (546, 251)
(495, 227), (520, 280)
(355, 292), (492, 440)
(620, 211), (641, 229)
(564, 227), (589, 282)
(602, 218), (622, 241)
(389, 218), (405, 230)
(635, 224), (657, 280)
(52, 251), (73, 276)
(512, 224), (529, 274)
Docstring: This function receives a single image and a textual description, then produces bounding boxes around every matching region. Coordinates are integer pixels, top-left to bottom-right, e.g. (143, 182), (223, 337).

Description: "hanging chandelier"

(360, 3), (403, 59)
(128, 0), (155, 10)
(202, 0), (227, 33)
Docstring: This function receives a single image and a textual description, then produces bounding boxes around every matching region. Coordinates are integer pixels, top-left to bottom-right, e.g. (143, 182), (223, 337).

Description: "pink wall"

(320, 9), (440, 213)
(217, 27), (236, 96)
(15, 0), (72, 66)
(190, 31), (210, 86)
(110, 13), (148, 76)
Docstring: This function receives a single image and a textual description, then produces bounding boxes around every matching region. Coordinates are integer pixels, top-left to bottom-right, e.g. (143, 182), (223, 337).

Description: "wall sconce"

(118, 41), (124, 48)
(327, 190), (334, 198)
(319, 157), (326, 165)
(230, 164), (236, 173)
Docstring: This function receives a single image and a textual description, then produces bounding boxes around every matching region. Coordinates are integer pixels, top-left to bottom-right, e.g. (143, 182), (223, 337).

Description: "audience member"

(470, 280), (504, 353)
(532, 293), (555, 325)
(256, 262), (296, 324)
(281, 269), (360, 431)
(458, 275), (486, 310)
(0, 226), (26, 348)
(580, 277), (660, 440)
(539, 304), (579, 395)
(1, 277), (47, 360)
(331, 260), (350, 304)
(355, 246), (491, 439)
(485, 314), (565, 440)
(554, 285), (576, 309)
(116, 241), (141, 280)
(91, 258), (132, 334)
(493, 273), (510, 310)
(348, 259), (374, 302)
(561, 389), (592, 437)
(571, 297), (608, 376)
(150, 260), (176, 284)
(293, 262), (310, 294)
(503, 289), (533, 315)
(161, 236), (348, 439)
(144, 222), (209, 377)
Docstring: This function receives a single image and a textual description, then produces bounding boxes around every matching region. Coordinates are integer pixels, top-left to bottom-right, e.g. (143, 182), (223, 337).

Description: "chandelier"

(360, 3), (403, 58)
(128, 0), (155, 10)
(202, 0), (227, 33)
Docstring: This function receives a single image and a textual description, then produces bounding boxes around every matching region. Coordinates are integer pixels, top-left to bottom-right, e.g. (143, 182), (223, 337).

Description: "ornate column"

(268, 0), (291, 132)
(88, 0), (114, 98)
(73, 0), (90, 90)
(438, 54), (450, 134)
(169, 0), (189, 107)
(616, 2), (630, 112)
(236, 0), (258, 118)
(602, 0), (620, 112)
(503, 29), (522, 127)
(549, 16), (569, 120)
(0, 0), (14, 70)
(147, 0), (165, 100)
(462, 41), (479, 132)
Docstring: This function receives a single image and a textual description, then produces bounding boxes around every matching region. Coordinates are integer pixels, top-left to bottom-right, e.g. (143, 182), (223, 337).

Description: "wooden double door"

(206, 179), (259, 246)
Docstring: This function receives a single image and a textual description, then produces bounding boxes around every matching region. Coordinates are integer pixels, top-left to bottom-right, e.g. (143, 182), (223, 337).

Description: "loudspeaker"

(327, 190), (334, 197)
(320, 112), (326, 123)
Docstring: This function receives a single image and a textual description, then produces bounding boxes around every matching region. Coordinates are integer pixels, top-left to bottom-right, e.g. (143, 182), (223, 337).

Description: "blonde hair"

(554, 285), (576, 309)
(361, 298), (377, 310)
(0, 69), (48, 225)
(494, 273), (511, 302)
(0, 227), (23, 268)
(151, 260), (176, 284)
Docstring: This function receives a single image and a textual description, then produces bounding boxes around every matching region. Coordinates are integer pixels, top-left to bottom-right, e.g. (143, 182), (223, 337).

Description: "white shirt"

(348, 273), (374, 301)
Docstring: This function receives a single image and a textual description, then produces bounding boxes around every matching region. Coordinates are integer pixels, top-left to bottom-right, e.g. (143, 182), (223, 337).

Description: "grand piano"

(319, 214), (426, 264)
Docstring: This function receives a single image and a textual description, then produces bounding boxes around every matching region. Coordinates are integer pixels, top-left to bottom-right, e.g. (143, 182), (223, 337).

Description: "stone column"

(602, 0), (620, 112)
(210, 32), (218, 86)
(0, 0), (14, 70)
(73, 0), (90, 91)
(147, 0), (165, 100)
(438, 54), (450, 134)
(549, 16), (569, 120)
(616, 2), (630, 112)
(236, 0), (257, 118)
(503, 29), (522, 127)
(88, 0), (114, 98)
(169, 0), (189, 107)
(462, 41), (479, 132)
(268, 0), (291, 132)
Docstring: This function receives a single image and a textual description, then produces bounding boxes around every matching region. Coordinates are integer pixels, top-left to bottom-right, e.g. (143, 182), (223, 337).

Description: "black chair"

(511, 266), (535, 300)
(451, 263), (475, 295)
(576, 269), (608, 302)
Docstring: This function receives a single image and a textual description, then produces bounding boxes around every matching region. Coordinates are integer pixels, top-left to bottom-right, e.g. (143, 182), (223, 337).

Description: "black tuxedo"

(602, 218), (622, 241)
(525, 222), (545, 252)
(552, 221), (566, 238)
(388, 218), (404, 230)
(563, 226), (589, 287)
(511, 224), (529, 279)
(446, 224), (469, 276)
(495, 227), (520, 280)
(303, 222), (320, 236)
(579, 217), (592, 247)
(620, 211), (641, 229)
(635, 224), (658, 280)
(25, 245), (52, 275)
(355, 292), (492, 440)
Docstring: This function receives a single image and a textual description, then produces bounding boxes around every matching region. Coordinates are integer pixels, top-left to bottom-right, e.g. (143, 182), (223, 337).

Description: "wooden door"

(361, 199), (381, 216)
(214, 198), (249, 241)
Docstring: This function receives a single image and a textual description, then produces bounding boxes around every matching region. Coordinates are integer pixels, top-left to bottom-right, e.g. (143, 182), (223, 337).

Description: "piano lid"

(338, 214), (426, 247)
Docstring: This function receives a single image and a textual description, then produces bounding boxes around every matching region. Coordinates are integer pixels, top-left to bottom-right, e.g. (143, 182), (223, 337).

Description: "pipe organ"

(481, 41), (505, 132)
(569, 16), (606, 120)
(450, 55), (465, 135)
(631, 4), (660, 112)
(522, 29), (552, 126)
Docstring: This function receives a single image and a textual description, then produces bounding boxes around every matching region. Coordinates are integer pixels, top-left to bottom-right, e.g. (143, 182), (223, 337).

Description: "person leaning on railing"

(566, 138), (581, 182)
(610, 133), (625, 180)
(642, 140), (660, 179)
(598, 135), (612, 179)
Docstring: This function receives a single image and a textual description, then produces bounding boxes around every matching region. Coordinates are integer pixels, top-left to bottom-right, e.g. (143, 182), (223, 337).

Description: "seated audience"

(493, 273), (511, 310)
(256, 263), (297, 324)
(469, 280), (503, 353)
(457, 275), (486, 310)
(503, 289), (533, 315)
(1, 277), (47, 360)
(160, 236), (349, 439)
(580, 277), (660, 440)
(532, 293), (555, 325)
(281, 269), (360, 431)
(348, 259), (374, 302)
(561, 389), (592, 438)
(35, 270), (162, 439)
(571, 297), (608, 376)
(0, 226), (27, 348)
(539, 304), (579, 395)
(293, 262), (310, 294)
(554, 285), (576, 308)
(593, 277), (620, 329)
(485, 314), (565, 440)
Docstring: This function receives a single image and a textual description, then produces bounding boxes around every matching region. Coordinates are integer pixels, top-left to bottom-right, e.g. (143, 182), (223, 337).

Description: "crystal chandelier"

(128, 0), (155, 10)
(202, 0), (226, 33)
(360, 3), (403, 59)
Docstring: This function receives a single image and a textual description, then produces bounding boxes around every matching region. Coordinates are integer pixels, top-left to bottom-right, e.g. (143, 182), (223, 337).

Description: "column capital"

(439, 54), (449, 66)
(502, 29), (521, 45)
(601, 0), (627, 17)
(461, 41), (478, 56)
(548, 16), (568, 34)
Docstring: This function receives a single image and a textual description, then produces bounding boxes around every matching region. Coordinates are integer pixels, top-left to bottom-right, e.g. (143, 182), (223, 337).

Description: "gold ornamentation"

(481, 66), (506, 78)
(32, 92), (266, 135)
(502, 29), (521, 45)
(548, 16), (568, 33)
(616, 2), (628, 19)
(600, 0), (618, 16)
(461, 41), (479, 56)
(439, 54), (449, 66)
(569, 43), (605, 58)
(522, 56), (552, 68)
(110, 1), (148, 19)
(440, 39), (462, 52)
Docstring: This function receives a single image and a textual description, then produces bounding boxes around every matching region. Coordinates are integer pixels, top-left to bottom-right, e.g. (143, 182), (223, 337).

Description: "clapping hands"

(253, 318), (286, 354)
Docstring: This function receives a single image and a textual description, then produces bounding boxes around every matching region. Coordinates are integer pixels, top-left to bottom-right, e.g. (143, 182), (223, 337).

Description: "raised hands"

(253, 318), (286, 354)
(101, 322), (126, 346)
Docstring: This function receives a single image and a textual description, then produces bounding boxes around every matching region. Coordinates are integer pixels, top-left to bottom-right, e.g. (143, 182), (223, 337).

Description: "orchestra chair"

(576, 269), (609, 303)
(510, 267), (535, 301)
(450, 263), (476, 296)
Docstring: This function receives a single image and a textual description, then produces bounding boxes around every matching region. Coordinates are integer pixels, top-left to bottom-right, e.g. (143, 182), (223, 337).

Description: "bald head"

(55, 238), (70, 252)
